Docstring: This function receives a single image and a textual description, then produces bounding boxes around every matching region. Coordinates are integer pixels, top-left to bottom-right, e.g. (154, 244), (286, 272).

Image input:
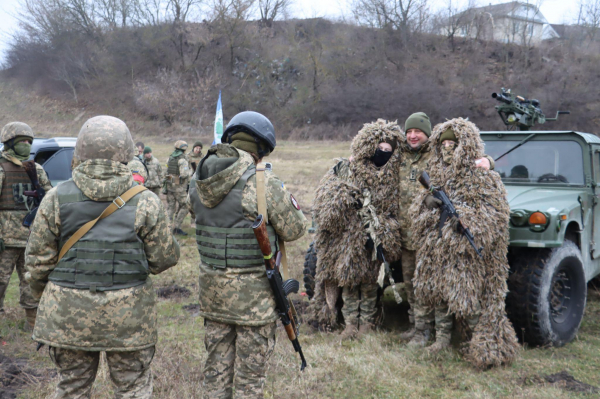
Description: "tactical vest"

(167, 154), (183, 176)
(192, 165), (277, 269)
(0, 158), (33, 211)
(48, 180), (149, 291)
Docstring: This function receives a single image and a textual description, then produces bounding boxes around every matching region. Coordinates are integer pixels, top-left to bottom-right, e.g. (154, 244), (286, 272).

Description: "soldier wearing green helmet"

(0, 122), (52, 331)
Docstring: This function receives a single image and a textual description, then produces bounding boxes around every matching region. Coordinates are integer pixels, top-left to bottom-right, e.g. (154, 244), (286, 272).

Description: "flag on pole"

(212, 91), (223, 145)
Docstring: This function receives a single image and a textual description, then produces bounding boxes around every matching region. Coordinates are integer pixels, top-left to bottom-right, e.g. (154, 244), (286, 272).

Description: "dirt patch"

(156, 285), (191, 299)
(545, 371), (599, 394)
(0, 353), (49, 399)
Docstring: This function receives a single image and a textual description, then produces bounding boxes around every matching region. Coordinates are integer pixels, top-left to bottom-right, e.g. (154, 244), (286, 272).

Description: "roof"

(480, 130), (600, 144)
(458, 1), (549, 24)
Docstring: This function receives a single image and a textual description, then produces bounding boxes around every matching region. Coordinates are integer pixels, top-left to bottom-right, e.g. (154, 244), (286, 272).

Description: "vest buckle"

(113, 196), (125, 209)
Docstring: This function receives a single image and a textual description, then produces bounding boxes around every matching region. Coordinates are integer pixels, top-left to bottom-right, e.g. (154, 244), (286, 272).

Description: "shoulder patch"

(290, 194), (300, 210)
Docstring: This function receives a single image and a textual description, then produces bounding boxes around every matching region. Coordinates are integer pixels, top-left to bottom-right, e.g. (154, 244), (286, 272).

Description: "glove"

(365, 237), (374, 251)
(424, 195), (442, 210)
(0, 238), (4, 253)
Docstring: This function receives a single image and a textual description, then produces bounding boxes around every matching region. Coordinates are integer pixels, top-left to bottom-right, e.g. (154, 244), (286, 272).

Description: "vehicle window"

(483, 140), (584, 185)
(43, 148), (74, 184)
(35, 150), (59, 165)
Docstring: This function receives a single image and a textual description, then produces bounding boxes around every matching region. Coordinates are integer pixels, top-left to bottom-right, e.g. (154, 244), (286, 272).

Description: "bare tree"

(578, 0), (600, 42)
(351, 0), (429, 36)
(435, 0), (478, 51)
(210, 0), (254, 71)
(166, 0), (203, 22)
(258, 0), (292, 27)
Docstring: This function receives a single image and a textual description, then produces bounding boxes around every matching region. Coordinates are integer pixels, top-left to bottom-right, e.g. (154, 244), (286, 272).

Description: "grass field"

(1, 140), (600, 398)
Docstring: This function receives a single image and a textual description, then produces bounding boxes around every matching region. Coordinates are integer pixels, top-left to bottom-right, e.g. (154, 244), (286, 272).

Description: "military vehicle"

(304, 90), (599, 348)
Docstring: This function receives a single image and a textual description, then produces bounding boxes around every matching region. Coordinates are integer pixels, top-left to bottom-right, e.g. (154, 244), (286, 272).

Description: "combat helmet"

(222, 111), (276, 158)
(174, 140), (188, 150)
(74, 116), (134, 164)
(1, 122), (35, 144)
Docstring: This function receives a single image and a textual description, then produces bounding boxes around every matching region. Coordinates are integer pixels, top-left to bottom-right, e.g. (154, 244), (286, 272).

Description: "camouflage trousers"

(341, 282), (378, 327)
(401, 249), (420, 325)
(203, 320), (276, 399)
(166, 186), (188, 229)
(48, 346), (155, 399)
(432, 302), (480, 341)
(0, 247), (36, 311)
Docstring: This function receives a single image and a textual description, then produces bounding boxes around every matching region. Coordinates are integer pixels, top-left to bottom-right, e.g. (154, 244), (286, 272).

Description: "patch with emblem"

(290, 194), (300, 210)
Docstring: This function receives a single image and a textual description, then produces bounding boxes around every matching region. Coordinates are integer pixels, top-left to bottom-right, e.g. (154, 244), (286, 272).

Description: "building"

(444, 1), (559, 46)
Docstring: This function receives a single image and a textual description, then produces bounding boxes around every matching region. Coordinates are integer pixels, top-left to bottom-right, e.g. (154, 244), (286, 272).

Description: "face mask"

(441, 142), (456, 165)
(371, 149), (393, 167)
(14, 142), (32, 159)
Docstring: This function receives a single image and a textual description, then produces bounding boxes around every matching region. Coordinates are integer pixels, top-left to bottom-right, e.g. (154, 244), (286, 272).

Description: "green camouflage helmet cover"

(74, 116), (134, 163)
(174, 140), (188, 150)
(1, 122), (35, 143)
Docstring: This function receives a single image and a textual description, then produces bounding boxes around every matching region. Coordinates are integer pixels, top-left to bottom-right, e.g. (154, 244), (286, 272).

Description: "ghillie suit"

(310, 119), (404, 330)
(410, 118), (520, 368)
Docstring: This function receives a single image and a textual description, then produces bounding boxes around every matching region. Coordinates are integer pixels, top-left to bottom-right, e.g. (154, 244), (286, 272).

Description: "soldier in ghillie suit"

(409, 118), (520, 368)
(0, 122), (52, 330)
(398, 112), (494, 347)
(166, 140), (191, 235)
(142, 146), (164, 196)
(188, 111), (306, 399)
(311, 119), (403, 339)
(25, 115), (180, 397)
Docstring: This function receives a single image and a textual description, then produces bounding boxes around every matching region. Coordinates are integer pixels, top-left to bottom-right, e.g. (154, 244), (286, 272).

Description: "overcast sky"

(0, 0), (580, 64)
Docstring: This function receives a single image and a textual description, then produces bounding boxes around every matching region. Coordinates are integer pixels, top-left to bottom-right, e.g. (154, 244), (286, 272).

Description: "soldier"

(188, 111), (306, 399)
(188, 141), (204, 174)
(128, 150), (148, 185)
(166, 140), (191, 235)
(0, 122), (52, 330)
(311, 120), (403, 339)
(135, 141), (145, 160)
(398, 112), (494, 347)
(409, 119), (520, 367)
(25, 115), (180, 397)
(143, 146), (164, 196)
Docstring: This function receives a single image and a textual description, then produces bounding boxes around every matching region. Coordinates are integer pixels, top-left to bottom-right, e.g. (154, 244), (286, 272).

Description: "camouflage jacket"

(0, 152), (52, 247)
(188, 145), (307, 326)
(166, 156), (191, 191)
(127, 157), (148, 182)
(143, 156), (164, 188)
(25, 160), (180, 351)
(188, 152), (203, 173)
(398, 141), (495, 251)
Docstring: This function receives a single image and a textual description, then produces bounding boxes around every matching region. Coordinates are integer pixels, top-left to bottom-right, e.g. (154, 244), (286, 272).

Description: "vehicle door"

(42, 148), (74, 186)
(592, 144), (600, 259)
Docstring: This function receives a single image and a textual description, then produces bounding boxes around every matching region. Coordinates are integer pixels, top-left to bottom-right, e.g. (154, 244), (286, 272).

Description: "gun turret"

(492, 88), (570, 131)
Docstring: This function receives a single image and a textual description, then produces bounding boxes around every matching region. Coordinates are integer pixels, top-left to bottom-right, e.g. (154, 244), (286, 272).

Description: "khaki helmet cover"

(74, 116), (134, 164)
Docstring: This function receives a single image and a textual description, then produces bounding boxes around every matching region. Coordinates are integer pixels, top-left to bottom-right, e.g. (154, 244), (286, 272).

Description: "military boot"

(427, 306), (453, 353)
(358, 322), (374, 336)
(24, 308), (37, 332)
(340, 322), (358, 341)
(407, 322), (432, 348)
(399, 313), (416, 340)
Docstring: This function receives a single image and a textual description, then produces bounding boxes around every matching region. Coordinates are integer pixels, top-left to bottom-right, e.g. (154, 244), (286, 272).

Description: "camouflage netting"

(409, 117), (520, 368)
(309, 119), (404, 328)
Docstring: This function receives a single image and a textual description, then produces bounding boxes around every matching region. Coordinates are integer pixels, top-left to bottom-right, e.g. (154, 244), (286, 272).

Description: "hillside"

(2, 16), (600, 138)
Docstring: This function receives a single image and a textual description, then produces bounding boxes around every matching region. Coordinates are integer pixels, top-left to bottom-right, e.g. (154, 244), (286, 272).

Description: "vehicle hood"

(506, 185), (586, 214)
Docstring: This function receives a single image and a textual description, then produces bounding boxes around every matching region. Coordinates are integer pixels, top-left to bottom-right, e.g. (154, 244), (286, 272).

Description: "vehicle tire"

(303, 241), (317, 299)
(507, 241), (586, 347)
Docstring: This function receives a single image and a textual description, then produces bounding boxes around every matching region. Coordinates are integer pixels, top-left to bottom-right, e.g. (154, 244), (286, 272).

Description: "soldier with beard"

(0, 122), (52, 330)
(398, 112), (495, 347)
(311, 119), (403, 339)
(409, 118), (520, 367)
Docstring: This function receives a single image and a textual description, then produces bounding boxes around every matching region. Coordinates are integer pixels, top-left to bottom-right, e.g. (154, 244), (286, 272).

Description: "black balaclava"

(371, 149), (393, 167)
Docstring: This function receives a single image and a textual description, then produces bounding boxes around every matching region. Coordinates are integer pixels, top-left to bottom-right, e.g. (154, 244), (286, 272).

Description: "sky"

(0, 0), (580, 64)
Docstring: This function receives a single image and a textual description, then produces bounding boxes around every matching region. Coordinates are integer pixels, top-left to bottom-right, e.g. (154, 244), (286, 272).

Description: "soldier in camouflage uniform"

(188, 111), (306, 399)
(187, 141), (203, 225)
(135, 141), (145, 161)
(142, 147), (164, 196)
(0, 122), (52, 330)
(166, 140), (191, 235)
(127, 150), (148, 185)
(25, 115), (180, 398)
(398, 112), (495, 347)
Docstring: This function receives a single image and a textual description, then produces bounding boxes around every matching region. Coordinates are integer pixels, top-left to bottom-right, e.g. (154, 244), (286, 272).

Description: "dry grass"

(2, 140), (600, 398)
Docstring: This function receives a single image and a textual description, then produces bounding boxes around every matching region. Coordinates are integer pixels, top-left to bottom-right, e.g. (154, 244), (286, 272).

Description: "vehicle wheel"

(507, 241), (586, 347)
(303, 241), (317, 299)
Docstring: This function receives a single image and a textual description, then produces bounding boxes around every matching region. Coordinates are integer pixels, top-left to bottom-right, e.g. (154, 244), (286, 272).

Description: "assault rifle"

(252, 214), (307, 371)
(22, 161), (46, 228)
(418, 171), (483, 258)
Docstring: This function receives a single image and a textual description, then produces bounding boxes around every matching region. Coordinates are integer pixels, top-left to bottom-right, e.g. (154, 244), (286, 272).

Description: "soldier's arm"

(25, 188), (61, 300)
(156, 160), (165, 180)
(135, 190), (180, 274)
(179, 158), (191, 179)
(35, 163), (53, 191)
(265, 171), (307, 242)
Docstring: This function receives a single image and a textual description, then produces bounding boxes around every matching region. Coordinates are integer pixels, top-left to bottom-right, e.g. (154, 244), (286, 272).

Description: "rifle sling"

(57, 185), (147, 262)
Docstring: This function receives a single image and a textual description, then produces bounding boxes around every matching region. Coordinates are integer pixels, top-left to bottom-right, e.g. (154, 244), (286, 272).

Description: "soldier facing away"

(0, 122), (52, 330)
(311, 119), (403, 338)
(25, 115), (180, 398)
(143, 146), (164, 196)
(187, 111), (306, 399)
(409, 118), (520, 367)
(166, 140), (191, 235)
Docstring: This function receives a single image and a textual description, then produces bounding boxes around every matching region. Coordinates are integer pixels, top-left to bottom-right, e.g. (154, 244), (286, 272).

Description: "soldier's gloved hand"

(365, 237), (374, 251)
(0, 238), (4, 253)
(424, 195), (442, 210)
